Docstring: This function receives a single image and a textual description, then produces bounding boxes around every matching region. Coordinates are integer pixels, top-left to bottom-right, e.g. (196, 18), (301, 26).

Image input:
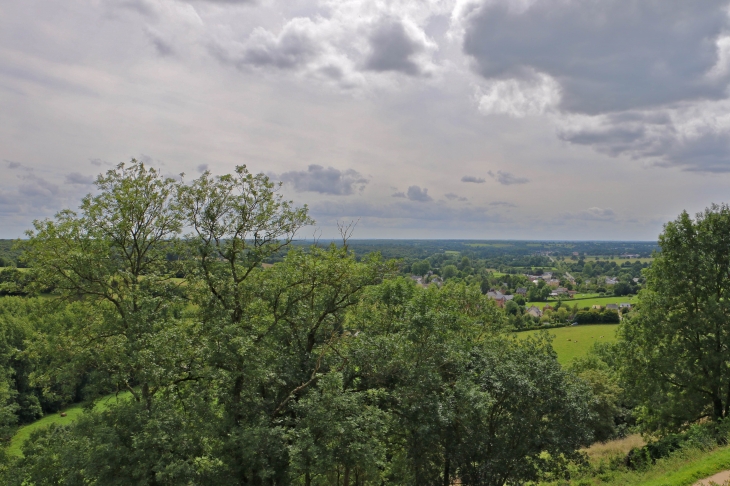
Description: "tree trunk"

(443, 457), (450, 486)
(343, 465), (350, 486)
(714, 396), (724, 421)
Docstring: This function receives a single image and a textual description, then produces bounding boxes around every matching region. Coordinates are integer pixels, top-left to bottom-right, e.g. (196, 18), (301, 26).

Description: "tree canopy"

(0, 160), (598, 485)
(620, 204), (730, 432)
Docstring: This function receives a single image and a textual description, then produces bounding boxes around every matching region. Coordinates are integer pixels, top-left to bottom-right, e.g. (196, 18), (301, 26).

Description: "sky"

(2, 0), (730, 240)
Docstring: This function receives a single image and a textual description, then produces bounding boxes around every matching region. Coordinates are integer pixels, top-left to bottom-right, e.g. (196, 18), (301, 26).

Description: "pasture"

(527, 295), (638, 310)
(517, 324), (619, 365)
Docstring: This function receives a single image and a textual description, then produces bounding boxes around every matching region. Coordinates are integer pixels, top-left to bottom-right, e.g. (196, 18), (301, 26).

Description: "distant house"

(516, 287), (527, 296)
(606, 304), (619, 311)
(567, 290), (578, 298)
(486, 290), (514, 308)
(543, 304), (553, 311)
(591, 304), (603, 310)
(619, 303), (631, 309)
(633, 277), (640, 283)
(605, 277), (619, 285)
(526, 306), (543, 318)
(555, 287), (568, 295)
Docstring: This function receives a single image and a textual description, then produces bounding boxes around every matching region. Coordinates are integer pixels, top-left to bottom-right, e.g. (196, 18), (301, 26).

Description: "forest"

(1, 162), (730, 485)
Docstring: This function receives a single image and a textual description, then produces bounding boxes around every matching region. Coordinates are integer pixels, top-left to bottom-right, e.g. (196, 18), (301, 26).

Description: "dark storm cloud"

(488, 170), (529, 185)
(406, 185), (432, 202)
(490, 201), (517, 208)
(364, 17), (428, 76)
(279, 165), (368, 195)
(461, 175), (485, 183)
(5, 161), (22, 169)
(462, 0), (730, 114)
(391, 191), (406, 198)
(197, 164), (209, 173)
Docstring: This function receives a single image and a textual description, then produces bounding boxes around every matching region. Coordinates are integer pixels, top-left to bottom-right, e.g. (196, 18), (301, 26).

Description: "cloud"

(5, 161), (22, 169)
(222, 18), (322, 71)
(445, 192), (468, 201)
(406, 185), (432, 202)
(363, 17), (434, 76)
(90, 159), (104, 167)
(457, 0), (730, 171)
(557, 102), (730, 172)
(278, 165), (368, 195)
(18, 174), (59, 199)
(458, 0), (730, 114)
(490, 201), (516, 207)
(391, 191), (406, 198)
(475, 72), (561, 117)
(65, 172), (95, 185)
(461, 175), (485, 183)
(209, 3), (440, 87)
(562, 207), (616, 222)
(191, 0), (256, 3)
(196, 164), (209, 173)
(488, 170), (529, 185)
(308, 199), (508, 226)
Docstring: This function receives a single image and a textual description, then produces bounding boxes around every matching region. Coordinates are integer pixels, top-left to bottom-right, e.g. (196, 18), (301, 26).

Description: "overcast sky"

(2, 0), (730, 240)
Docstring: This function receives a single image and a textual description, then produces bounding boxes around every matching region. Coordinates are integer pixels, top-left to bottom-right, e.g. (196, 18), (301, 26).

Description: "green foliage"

(1, 161), (606, 485)
(620, 204), (730, 433)
(574, 310), (620, 324)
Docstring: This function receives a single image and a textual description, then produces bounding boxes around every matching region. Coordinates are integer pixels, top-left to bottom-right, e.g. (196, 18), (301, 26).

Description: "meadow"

(527, 294), (638, 310)
(6, 392), (132, 457)
(517, 324), (619, 365)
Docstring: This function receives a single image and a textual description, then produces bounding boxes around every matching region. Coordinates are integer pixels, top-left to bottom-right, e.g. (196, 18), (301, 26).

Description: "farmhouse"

(606, 304), (619, 311)
(486, 290), (514, 308)
(526, 306), (543, 318)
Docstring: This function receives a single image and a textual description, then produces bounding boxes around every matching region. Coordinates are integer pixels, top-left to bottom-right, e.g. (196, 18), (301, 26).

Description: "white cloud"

(475, 71), (560, 117)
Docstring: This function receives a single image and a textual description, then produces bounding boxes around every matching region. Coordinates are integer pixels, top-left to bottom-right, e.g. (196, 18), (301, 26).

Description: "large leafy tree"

(20, 161), (191, 409)
(621, 204), (730, 432)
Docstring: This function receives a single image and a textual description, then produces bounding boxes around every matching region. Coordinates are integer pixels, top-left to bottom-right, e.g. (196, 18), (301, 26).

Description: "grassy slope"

(517, 324), (619, 365)
(6, 392), (132, 457)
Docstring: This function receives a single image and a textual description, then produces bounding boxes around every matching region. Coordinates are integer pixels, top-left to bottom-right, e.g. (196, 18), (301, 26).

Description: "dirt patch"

(694, 470), (730, 486)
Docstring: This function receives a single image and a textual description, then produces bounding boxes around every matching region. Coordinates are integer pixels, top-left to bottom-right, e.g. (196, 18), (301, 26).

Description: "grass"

(564, 444), (730, 485)
(517, 324), (619, 365)
(583, 434), (645, 465)
(6, 392), (132, 457)
(527, 295), (637, 310)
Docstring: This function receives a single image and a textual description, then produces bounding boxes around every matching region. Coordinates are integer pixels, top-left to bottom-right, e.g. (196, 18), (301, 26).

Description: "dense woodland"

(0, 162), (729, 485)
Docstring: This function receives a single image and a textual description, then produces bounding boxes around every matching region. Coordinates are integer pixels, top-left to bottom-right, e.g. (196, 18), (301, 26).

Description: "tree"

(411, 259), (430, 276)
(20, 161), (191, 410)
(621, 204), (730, 432)
(441, 264), (458, 280)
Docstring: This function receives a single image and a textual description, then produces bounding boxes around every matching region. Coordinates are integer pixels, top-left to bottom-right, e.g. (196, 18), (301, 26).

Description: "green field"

(7, 392), (132, 457)
(517, 324), (619, 365)
(527, 295), (637, 310)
